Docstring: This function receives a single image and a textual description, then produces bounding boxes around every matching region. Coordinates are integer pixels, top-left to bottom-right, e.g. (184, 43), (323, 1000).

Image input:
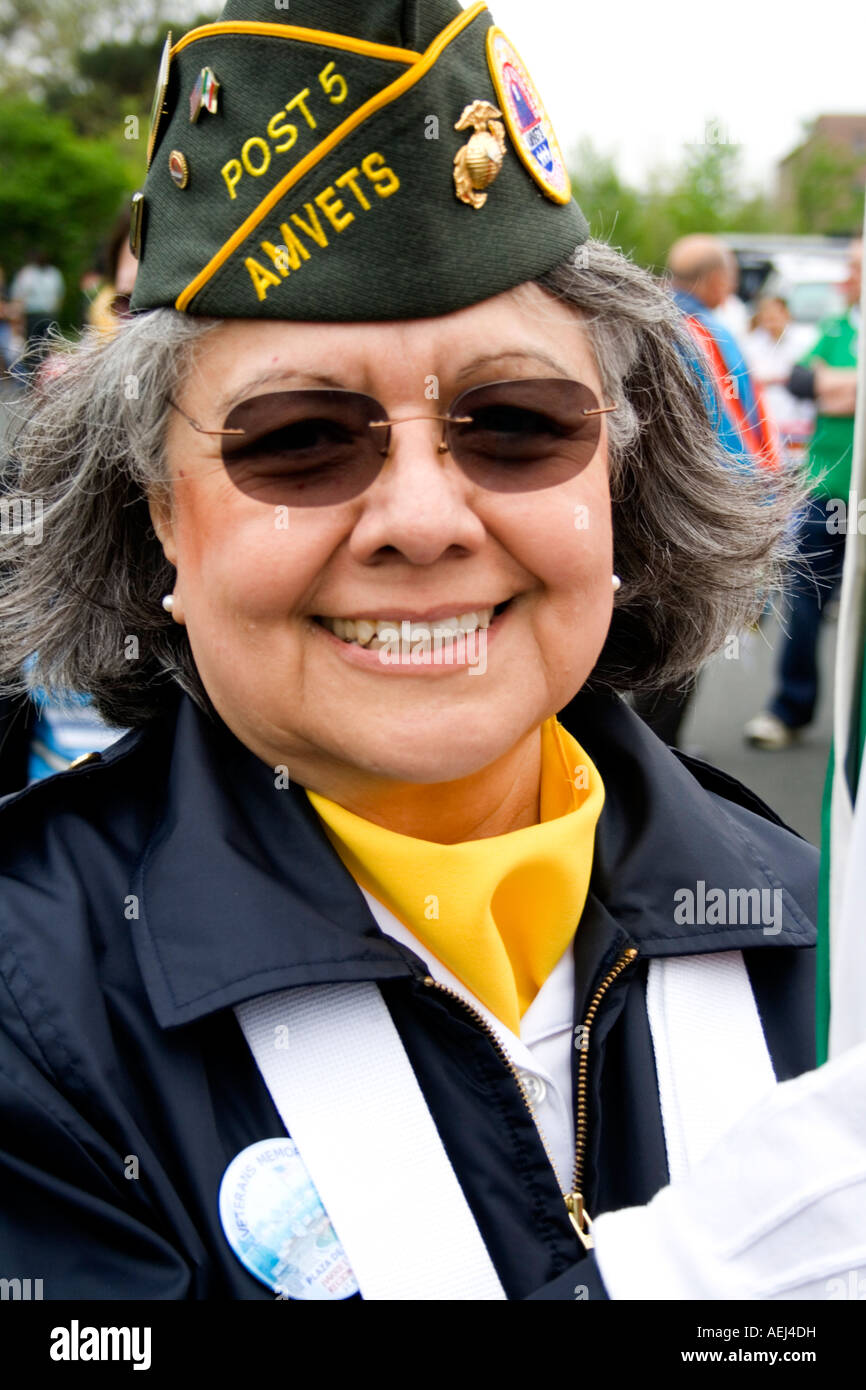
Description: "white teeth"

(318, 606), (498, 646)
(440, 616), (460, 633)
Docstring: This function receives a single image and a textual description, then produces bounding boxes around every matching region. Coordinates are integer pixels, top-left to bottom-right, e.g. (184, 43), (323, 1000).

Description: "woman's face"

(152, 284), (615, 788)
(757, 298), (789, 339)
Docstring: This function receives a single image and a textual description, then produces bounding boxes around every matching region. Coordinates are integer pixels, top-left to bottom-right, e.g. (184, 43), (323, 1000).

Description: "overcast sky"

(487, 0), (865, 190)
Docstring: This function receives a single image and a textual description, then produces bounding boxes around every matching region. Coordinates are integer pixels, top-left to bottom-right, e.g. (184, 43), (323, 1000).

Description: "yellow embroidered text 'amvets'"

(222, 62), (349, 200)
(244, 151), (399, 302)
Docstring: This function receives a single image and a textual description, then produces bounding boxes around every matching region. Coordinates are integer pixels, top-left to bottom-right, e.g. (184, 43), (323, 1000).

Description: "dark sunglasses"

(169, 378), (617, 505)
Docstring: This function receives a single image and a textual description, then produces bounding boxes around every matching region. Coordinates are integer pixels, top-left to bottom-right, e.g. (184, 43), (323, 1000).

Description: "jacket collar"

(568, 688), (815, 956)
(131, 692), (815, 1029)
(131, 696), (417, 1028)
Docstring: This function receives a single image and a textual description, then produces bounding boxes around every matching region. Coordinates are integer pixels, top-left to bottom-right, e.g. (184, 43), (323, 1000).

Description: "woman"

(0, 264), (17, 376)
(0, 0), (820, 1300)
(86, 207), (140, 334)
(744, 295), (816, 458)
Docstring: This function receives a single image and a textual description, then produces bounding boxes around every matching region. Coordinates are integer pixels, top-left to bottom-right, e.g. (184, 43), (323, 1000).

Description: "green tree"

(569, 139), (650, 260)
(655, 132), (771, 241)
(42, 13), (216, 142)
(0, 0), (198, 97)
(783, 135), (865, 236)
(0, 98), (132, 326)
(570, 127), (774, 274)
(42, 29), (175, 142)
(667, 135), (741, 232)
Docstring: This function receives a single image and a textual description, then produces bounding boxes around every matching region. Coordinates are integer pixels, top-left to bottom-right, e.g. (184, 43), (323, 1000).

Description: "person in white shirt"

(744, 296), (817, 459)
(9, 252), (65, 367)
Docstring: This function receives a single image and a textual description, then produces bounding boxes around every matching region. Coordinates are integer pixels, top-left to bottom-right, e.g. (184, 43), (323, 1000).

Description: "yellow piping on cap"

(171, 21), (422, 65)
(175, 1), (489, 312)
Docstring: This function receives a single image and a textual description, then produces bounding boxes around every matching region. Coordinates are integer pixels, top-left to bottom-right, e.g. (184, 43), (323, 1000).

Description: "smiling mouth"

(314, 600), (511, 649)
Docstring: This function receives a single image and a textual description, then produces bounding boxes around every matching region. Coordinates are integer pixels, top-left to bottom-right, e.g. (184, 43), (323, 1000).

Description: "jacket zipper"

(567, 946), (638, 1250)
(422, 943), (638, 1254)
(421, 976), (564, 1179)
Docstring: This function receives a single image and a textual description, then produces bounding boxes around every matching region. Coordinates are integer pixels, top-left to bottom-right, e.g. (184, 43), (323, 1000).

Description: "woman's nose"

(348, 421), (487, 565)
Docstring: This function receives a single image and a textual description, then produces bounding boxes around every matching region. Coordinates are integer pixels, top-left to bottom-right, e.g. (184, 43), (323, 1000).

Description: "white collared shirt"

(359, 888), (576, 1191)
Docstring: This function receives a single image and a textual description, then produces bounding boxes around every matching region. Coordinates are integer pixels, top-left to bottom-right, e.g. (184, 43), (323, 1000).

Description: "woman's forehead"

(187, 287), (596, 403)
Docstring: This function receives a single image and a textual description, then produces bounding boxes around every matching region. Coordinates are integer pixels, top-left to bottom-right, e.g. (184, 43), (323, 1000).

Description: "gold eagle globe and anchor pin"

(453, 100), (507, 209)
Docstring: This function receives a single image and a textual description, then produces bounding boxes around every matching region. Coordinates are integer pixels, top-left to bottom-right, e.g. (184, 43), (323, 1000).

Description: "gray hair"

(0, 239), (799, 727)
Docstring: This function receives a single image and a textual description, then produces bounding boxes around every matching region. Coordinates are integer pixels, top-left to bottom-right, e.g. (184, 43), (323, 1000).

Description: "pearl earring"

(612, 574), (622, 593)
(161, 594), (175, 613)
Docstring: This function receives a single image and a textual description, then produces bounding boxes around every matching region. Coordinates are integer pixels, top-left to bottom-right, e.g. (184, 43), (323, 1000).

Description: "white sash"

(645, 952), (777, 1182)
(236, 951), (775, 1299)
(235, 982), (507, 1301)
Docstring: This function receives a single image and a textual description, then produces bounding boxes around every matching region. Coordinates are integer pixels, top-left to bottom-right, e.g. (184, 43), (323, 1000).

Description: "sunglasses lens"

(446, 379), (604, 492)
(215, 380), (607, 504)
(221, 390), (386, 504)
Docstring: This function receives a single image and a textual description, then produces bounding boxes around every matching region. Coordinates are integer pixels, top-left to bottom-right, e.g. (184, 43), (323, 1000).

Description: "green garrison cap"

(129, 0), (588, 320)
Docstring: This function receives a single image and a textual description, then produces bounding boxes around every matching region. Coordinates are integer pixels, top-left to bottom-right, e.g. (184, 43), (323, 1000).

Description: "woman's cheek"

(512, 483), (612, 592)
(172, 495), (304, 620)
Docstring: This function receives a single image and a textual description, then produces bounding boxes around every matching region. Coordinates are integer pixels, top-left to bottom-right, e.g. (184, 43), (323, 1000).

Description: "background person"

(86, 208), (138, 334)
(0, 265), (19, 376)
(632, 233), (780, 747)
(665, 233), (779, 469)
(744, 295), (816, 456)
(8, 251), (65, 369)
(0, 209), (138, 794)
(711, 251), (750, 348)
(745, 239), (862, 749)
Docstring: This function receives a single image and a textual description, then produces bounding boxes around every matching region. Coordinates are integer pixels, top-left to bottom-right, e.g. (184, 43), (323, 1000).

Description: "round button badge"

(219, 1139), (359, 1300)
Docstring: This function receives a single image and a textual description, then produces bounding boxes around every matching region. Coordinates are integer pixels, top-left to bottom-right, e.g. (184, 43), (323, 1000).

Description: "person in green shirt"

(745, 239), (861, 749)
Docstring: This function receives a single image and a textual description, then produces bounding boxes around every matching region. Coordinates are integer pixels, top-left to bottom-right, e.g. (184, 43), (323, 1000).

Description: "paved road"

(682, 610), (836, 848)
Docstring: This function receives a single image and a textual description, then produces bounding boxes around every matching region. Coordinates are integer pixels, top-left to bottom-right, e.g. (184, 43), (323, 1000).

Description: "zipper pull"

(565, 1191), (594, 1251)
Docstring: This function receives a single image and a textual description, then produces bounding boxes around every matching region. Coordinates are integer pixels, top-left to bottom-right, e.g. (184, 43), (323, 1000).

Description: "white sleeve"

(592, 1039), (866, 1300)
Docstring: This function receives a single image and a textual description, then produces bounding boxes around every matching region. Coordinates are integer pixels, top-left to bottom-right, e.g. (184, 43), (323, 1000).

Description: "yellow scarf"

(306, 718), (604, 1034)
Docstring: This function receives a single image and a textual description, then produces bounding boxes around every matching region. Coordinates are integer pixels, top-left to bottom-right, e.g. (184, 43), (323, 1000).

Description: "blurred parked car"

(722, 234), (849, 325)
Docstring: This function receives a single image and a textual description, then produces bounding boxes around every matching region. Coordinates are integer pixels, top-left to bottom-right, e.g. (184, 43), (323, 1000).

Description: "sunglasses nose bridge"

(367, 418), (391, 457)
(368, 412), (463, 462)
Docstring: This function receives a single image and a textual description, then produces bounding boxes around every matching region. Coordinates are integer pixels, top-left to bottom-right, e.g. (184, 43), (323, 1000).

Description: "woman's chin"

(317, 709), (540, 788)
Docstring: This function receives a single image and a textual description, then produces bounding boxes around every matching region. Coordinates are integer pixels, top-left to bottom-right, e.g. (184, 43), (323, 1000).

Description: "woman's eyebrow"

(453, 348), (572, 382)
(217, 350), (573, 411)
(219, 368), (347, 412)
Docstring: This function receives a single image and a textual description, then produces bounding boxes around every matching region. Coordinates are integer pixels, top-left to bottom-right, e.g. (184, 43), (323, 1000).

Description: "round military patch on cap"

(486, 27), (570, 205)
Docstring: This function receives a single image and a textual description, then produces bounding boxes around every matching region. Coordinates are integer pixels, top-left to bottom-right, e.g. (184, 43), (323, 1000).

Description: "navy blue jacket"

(0, 689), (817, 1299)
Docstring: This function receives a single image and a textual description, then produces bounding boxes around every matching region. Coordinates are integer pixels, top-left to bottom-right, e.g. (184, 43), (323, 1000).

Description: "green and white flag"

(820, 208), (866, 1063)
